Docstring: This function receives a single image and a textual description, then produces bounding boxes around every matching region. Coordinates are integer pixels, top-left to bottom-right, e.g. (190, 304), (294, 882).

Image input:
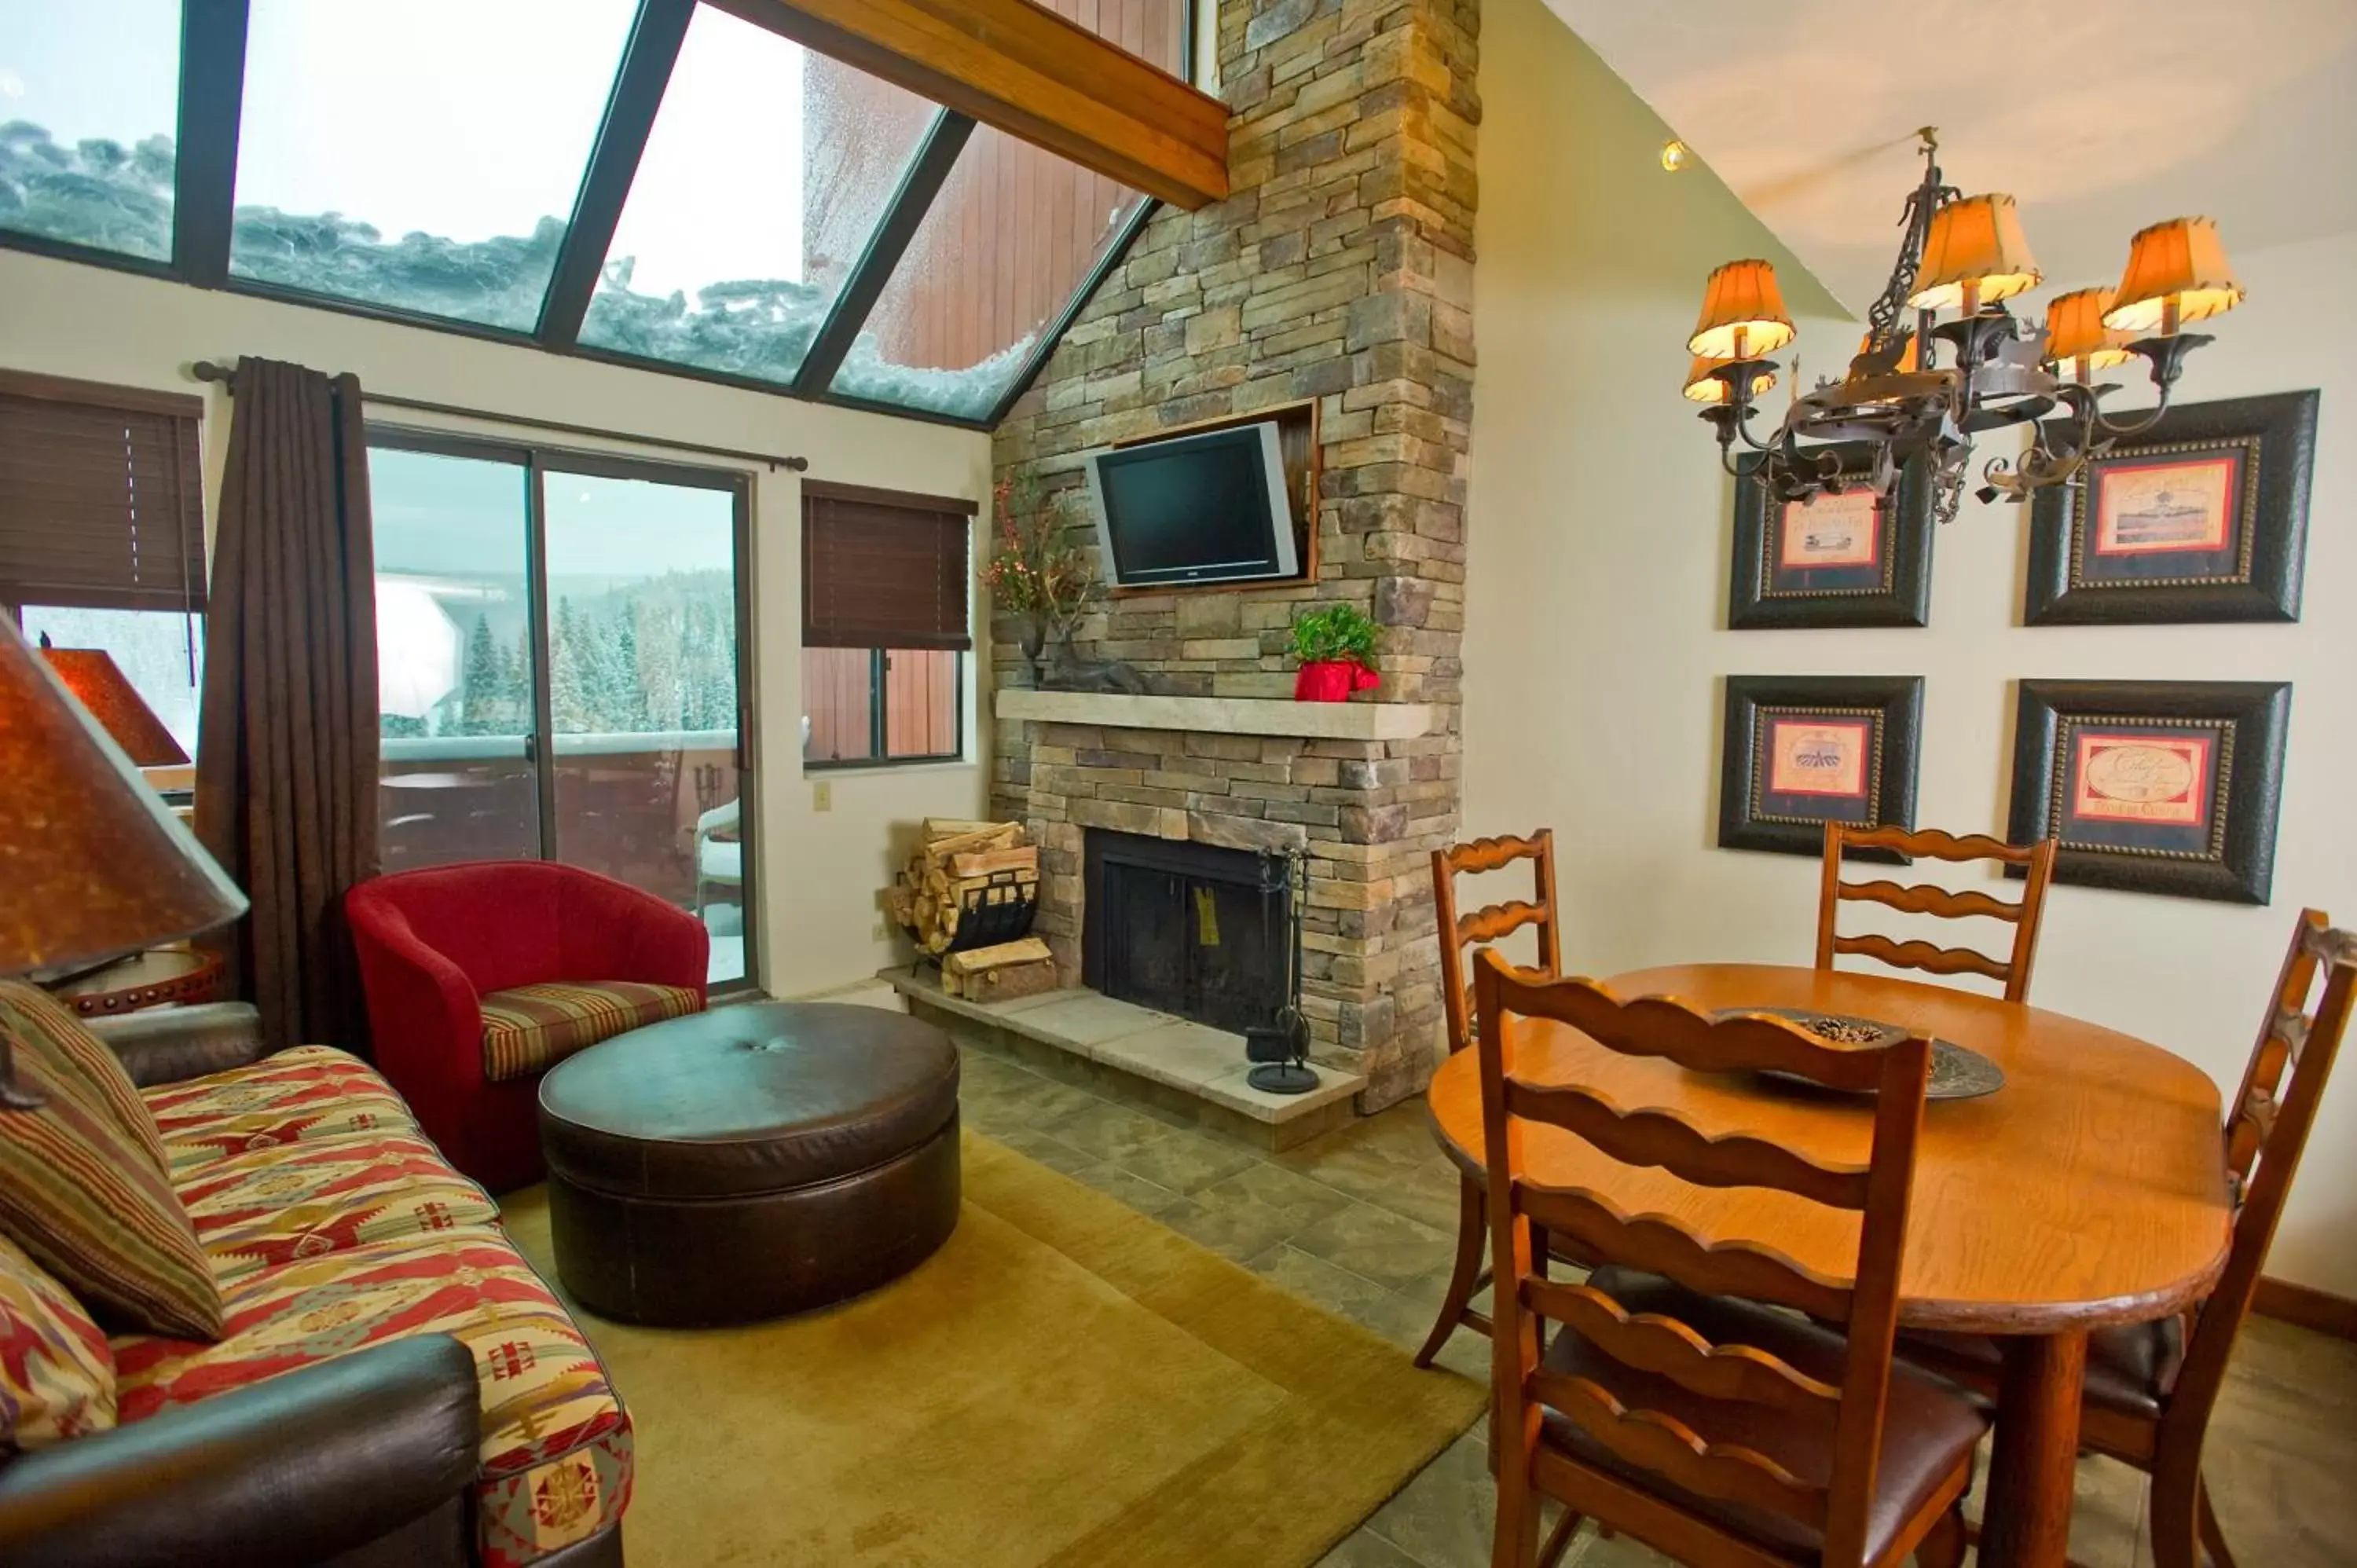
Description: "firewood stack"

(884, 821), (1054, 998)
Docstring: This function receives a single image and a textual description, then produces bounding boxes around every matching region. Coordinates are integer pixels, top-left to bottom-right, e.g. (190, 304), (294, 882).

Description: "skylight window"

(0, 0), (1182, 425)
(225, 0), (638, 331)
(830, 126), (1150, 421)
(577, 5), (937, 387)
(0, 0), (183, 261)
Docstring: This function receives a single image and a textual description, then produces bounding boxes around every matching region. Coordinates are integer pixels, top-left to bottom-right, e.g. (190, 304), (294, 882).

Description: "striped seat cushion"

(0, 983), (222, 1340)
(114, 1232), (632, 1567)
(478, 981), (702, 1083)
(0, 1232), (116, 1451)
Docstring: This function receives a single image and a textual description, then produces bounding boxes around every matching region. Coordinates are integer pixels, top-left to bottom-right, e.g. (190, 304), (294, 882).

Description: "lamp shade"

(2042, 287), (2135, 376)
(1688, 260), (1795, 360)
(1682, 354), (1776, 403)
(1907, 194), (2042, 312)
(38, 645), (191, 768)
(2104, 217), (2244, 334)
(0, 615), (244, 977)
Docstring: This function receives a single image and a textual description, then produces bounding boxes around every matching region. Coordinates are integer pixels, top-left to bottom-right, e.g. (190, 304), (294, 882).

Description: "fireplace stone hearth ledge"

(882, 968), (1366, 1152)
(995, 689), (1435, 742)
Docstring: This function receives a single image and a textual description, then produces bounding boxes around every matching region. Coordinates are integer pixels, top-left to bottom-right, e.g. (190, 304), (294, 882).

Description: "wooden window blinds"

(0, 372), (208, 613)
(801, 480), (975, 651)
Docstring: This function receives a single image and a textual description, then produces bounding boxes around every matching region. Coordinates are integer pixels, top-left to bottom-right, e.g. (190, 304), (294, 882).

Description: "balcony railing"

(379, 731), (741, 921)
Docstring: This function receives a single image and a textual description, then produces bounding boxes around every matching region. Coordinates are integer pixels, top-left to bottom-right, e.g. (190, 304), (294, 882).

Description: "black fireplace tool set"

(1244, 850), (1318, 1094)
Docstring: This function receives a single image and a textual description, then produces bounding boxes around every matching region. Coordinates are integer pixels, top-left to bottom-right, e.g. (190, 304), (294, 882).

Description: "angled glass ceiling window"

(578, 4), (938, 387)
(830, 126), (1150, 421)
(1036, 0), (1188, 77)
(0, 0), (182, 262)
(226, 0), (638, 332)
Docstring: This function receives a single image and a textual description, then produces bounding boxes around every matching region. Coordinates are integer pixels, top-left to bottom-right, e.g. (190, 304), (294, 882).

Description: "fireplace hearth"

(1083, 830), (1289, 1036)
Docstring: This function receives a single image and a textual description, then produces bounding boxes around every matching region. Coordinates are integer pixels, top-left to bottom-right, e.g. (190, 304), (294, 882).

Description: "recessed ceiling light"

(1660, 138), (1690, 173)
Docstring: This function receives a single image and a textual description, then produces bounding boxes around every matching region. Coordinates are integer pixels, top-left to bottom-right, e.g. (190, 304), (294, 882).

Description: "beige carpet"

(501, 1131), (1485, 1567)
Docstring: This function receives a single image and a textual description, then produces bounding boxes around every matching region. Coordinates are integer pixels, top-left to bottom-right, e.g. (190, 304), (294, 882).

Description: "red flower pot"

(1294, 660), (1379, 702)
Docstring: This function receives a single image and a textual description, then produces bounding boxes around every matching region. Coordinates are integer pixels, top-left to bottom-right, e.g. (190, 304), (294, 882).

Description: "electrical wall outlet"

(871, 919), (888, 942)
(812, 779), (832, 811)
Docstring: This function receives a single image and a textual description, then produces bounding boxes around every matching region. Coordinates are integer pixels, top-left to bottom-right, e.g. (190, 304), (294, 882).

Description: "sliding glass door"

(367, 434), (756, 990)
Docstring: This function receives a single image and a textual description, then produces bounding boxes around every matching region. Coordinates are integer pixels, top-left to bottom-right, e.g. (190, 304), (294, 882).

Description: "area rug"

(500, 1131), (1486, 1567)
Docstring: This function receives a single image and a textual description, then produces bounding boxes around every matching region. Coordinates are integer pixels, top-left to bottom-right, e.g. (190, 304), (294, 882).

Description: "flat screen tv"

(1084, 422), (1299, 588)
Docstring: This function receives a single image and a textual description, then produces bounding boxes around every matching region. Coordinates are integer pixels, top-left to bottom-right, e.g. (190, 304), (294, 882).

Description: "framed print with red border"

(2008, 680), (2290, 903)
(1720, 675), (1923, 859)
(1730, 444), (1934, 629)
(2025, 391), (2316, 625)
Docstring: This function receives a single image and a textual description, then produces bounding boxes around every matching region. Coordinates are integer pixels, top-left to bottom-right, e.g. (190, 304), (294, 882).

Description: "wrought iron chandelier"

(1684, 129), (2246, 524)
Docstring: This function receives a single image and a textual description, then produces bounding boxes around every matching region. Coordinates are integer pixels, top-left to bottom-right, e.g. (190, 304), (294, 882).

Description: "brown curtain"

(194, 357), (380, 1054)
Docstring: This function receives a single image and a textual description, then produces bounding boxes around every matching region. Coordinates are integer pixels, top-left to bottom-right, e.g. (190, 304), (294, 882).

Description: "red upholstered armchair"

(346, 861), (709, 1191)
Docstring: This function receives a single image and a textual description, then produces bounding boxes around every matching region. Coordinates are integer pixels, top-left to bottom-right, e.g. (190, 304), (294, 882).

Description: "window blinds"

(801, 480), (974, 651)
(0, 375), (207, 613)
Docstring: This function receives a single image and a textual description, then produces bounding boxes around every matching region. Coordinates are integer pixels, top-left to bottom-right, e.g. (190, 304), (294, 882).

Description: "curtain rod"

(189, 360), (808, 472)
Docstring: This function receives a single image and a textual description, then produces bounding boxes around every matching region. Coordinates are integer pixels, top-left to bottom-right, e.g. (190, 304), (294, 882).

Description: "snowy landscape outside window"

(368, 439), (757, 990)
(2, 0), (1180, 425)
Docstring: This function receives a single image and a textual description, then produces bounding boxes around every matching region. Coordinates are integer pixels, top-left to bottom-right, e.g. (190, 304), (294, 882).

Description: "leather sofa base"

(547, 1114), (962, 1327)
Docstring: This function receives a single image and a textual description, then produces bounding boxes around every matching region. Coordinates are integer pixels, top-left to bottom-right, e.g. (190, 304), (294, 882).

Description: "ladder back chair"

(1414, 830), (1563, 1370)
(1472, 953), (1981, 1568)
(1901, 908), (2353, 1568)
(1816, 823), (2058, 1002)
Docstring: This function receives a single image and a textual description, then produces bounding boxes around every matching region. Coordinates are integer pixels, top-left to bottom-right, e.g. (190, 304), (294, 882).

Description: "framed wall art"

(1719, 675), (1923, 859)
(1728, 445), (1934, 628)
(2024, 390), (2317, 625)
(2007, 680), (2291, 903)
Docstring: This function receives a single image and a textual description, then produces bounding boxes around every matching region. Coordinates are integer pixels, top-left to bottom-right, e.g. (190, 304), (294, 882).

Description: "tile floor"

(949, 1026), (2357, 1568)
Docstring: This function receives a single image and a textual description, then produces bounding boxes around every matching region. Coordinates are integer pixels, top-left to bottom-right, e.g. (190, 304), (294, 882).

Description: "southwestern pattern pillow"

(0, 984), (223, 1339)
(0, 1232), (116, 1452)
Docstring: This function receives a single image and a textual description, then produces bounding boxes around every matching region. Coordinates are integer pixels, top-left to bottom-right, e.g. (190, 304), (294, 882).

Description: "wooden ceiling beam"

(708, 0), (1230, 211)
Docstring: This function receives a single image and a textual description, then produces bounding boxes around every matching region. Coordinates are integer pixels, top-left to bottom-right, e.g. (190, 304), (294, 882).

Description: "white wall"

(1467, 0), (2356, 1296)
(0, 250), (991, 999)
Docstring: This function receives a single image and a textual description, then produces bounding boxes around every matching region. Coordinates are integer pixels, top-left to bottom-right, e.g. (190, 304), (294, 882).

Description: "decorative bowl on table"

(1711, 1006), (2005, 1101)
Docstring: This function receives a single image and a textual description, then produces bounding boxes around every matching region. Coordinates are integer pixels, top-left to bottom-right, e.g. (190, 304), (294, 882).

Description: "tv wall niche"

(1103, 398), (1321, 596)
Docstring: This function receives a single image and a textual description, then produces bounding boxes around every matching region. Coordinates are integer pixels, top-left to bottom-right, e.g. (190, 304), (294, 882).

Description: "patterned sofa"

(0, 995), (629, 1567)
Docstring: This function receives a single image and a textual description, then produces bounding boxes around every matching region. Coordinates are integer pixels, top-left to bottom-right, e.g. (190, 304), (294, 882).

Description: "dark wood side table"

(49, 947), (225, 1017)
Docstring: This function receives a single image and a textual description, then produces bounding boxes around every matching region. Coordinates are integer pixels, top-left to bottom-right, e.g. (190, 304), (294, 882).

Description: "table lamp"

(36, 637), (192, 768)
(0, 615), (246, 1108)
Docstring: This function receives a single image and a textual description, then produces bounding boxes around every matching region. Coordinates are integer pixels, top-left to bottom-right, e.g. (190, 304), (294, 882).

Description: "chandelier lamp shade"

(1682, 128), (2244, 521)
(1683, 354), (1776, 404)
(2104, 217), (2245, 335)
(1906, 193), (2041, 313)
(2044, 288), (2136, 382)
(1687, 260), (1795, 361)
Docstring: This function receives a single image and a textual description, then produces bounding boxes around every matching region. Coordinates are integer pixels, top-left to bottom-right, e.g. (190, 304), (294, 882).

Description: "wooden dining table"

(1424, 961), (2233, 1568)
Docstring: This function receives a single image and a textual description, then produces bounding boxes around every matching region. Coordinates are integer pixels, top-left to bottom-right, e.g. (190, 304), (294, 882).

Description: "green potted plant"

(1288, 603), (1380, 702)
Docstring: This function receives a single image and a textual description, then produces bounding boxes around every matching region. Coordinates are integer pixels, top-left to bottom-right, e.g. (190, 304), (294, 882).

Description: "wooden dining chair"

(1900, 908), (2353, 1568)
(1816, 823), (2058, 1002)
(1413, 830), (1562, 1369)
(1472, 952), (1982, 1568)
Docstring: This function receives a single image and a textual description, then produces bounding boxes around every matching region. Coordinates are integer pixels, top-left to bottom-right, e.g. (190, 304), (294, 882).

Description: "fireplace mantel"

(994, 688), (1435, 741)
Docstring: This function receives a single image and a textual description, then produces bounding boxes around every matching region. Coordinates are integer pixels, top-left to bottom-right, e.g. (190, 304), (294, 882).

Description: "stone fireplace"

(988, 0), (1478, 1111)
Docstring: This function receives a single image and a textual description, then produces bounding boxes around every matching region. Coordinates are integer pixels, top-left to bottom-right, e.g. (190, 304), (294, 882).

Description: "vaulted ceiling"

(1550, 0), (2357, 317)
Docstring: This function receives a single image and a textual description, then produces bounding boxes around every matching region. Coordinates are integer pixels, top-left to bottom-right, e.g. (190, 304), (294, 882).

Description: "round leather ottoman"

(537, 1002), (961, 1326)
